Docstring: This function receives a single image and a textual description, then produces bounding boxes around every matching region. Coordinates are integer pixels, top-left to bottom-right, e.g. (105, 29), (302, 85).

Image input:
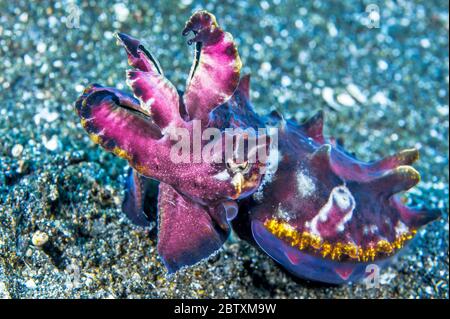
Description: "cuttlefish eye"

(226, 159), (251, 174)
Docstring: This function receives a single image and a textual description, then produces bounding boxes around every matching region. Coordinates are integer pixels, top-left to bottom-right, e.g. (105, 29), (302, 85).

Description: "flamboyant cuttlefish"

(75, 10), (440, 284)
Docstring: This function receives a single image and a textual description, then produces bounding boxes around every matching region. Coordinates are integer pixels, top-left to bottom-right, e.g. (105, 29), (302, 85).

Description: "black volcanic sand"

(0, 0), (448, 298)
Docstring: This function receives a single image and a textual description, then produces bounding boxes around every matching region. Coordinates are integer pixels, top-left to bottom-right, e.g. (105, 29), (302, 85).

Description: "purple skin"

(75, 10), (440, 283)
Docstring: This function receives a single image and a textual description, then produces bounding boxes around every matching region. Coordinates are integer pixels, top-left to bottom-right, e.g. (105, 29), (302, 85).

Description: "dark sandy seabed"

(0, 0), (448, 298)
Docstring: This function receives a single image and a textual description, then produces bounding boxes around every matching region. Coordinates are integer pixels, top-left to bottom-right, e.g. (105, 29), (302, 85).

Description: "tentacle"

(122, 168), (159, 226)
(76, 89), (170, 175)
(182, 10), (242, 123)
(116, 32), (163, 74)
(126, 70), (183, 130)
(75, 84), (144, 116)
(157, 183), (229, 272)
(116, 32), (184, 130)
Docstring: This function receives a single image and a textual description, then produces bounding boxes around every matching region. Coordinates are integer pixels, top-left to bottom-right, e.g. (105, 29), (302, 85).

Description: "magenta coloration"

(75, 10), (440, 284)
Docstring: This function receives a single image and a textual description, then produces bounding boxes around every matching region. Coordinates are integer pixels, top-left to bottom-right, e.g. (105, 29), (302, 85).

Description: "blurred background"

(0, 0), (448, 298)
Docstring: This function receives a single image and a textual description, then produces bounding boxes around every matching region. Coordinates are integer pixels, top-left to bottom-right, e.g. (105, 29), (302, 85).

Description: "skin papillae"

(75, 10), (440, 284)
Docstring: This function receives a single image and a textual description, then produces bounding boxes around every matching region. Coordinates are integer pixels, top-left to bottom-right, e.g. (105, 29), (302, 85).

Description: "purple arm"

(157, 182), (229, 272)
(117, 32), (183, 130)
(182, 11), (242, 124)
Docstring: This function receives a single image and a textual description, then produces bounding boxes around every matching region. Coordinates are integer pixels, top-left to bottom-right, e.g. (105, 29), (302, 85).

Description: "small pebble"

(113, 3), (130, 22)
(32, 231), (49, 247)
(337, 92), (356, 107)
(42, 135), (59, 151)
(346, 83), (367, 104)
(25, 279), (37, 290)
(11, 144), (24, 157)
